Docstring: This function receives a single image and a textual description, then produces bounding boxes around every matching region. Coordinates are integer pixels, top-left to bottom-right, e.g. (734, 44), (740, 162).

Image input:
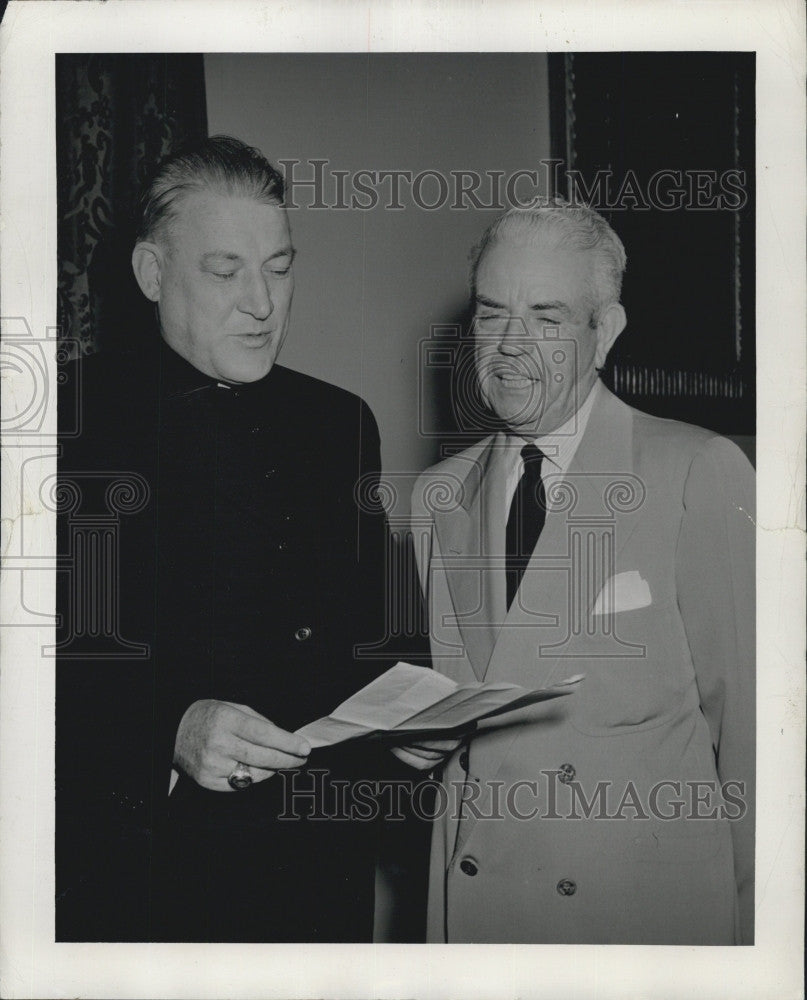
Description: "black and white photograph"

(0, 2), (804, 998)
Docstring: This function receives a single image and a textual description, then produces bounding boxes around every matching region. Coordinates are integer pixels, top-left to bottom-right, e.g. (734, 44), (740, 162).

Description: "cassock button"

(556, 878), (577, 896)
(459, 751), (469, 771)
(558, 763), (576, 784)
(459, 859), (478, 877)
(294, 626), (313, 642)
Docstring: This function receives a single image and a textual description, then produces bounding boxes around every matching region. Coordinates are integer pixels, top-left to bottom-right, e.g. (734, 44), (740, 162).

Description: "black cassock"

(56, 337), (395, 942)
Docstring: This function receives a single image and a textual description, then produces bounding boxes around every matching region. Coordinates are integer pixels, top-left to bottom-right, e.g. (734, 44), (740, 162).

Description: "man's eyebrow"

(201, 251), (242, 264)
(475, 294), (506, 309)
(475, 294), (570, 314)
(200, 247), (296, 264)
(529, 300), (569, 314)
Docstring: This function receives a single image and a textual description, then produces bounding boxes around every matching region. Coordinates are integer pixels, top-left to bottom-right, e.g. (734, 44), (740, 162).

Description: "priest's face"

(147, 189), (295, 383)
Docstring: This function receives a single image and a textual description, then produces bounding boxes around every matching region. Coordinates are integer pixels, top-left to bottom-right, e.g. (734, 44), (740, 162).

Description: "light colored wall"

(204, 53), (551, 494)
(205, 54), (552, 941)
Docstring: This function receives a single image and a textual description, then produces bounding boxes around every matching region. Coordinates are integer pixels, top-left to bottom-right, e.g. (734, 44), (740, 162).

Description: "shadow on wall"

(88, 226), (158, 355)
(418, 301), (501, 470)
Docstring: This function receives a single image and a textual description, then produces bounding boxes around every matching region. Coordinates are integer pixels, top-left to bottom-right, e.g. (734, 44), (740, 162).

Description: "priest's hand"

(174, 699), (311, 792)
(390, 737), (463, 771)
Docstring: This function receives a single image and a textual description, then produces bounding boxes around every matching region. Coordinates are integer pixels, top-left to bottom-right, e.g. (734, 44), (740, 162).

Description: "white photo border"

(1, 1), (804, 998)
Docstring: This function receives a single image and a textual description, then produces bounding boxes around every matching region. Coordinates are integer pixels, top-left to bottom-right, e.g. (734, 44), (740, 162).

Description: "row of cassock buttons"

(458, 858), (577, 897)
(457, 751), (577, 895)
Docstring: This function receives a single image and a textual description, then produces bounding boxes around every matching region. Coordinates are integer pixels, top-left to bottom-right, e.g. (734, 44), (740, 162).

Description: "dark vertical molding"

(547, 54), (571, 197)
(732, 67), (742, 364)
(556, 52), (755, 435)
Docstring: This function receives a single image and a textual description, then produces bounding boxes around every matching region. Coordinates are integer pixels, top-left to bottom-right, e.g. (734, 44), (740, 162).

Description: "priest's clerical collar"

(158, 338), (271, 400)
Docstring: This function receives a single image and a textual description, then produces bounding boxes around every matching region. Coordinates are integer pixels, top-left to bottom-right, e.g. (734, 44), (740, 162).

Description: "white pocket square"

(591, 570), (652, 616)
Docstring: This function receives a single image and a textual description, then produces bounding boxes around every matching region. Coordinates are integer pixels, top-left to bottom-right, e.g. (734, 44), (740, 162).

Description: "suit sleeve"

(410, 473), (436, 621)
(675, 435), (755, 943)
(354, 399), (393, 674)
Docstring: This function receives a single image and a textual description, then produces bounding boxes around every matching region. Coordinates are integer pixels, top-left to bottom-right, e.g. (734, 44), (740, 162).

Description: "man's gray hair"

(469, 199), (627, 321)
(136, 134), (286, 245)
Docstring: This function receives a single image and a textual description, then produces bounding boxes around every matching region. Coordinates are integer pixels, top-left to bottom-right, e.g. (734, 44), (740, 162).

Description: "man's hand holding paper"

(296, 662), (583, 752)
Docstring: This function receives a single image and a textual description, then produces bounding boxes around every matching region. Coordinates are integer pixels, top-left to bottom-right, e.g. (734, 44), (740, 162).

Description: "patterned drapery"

(56, 54), (208, 356)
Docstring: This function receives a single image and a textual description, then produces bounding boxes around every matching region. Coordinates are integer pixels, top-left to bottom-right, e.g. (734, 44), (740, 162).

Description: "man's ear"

(594, 302), (627, 369)
(131, 241), (164, 302)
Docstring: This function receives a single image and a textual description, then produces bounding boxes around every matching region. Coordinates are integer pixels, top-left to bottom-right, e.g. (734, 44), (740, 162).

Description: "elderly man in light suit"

(411, 202), (755, 944)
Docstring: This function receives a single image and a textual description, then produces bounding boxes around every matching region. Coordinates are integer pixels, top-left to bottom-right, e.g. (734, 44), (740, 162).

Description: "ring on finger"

(227, 761), (253, 791)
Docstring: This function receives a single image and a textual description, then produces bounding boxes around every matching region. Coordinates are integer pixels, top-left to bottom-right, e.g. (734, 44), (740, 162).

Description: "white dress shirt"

(504, 377), (603, 513)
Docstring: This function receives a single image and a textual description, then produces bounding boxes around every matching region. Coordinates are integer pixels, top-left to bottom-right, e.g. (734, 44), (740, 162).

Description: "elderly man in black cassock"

(56, 136), (446, 942)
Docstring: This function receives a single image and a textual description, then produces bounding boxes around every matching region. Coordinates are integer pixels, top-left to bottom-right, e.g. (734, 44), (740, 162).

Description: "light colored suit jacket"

(411, 384), (755, 944)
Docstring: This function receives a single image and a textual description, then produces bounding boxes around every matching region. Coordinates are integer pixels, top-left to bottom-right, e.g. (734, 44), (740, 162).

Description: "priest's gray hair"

(136, 134), (286, 247)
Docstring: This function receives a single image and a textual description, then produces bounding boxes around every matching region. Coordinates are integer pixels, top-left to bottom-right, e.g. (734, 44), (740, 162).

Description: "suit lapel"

(448, 390), (650, 861)
(487, 386), (645, 674)
(430, 389), (648, 692)
(432, 435), (510, 681)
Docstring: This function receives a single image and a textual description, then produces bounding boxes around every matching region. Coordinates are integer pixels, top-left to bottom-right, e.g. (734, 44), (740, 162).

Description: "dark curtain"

(548, 52), (755, 440)
(56, 54), (208, 356)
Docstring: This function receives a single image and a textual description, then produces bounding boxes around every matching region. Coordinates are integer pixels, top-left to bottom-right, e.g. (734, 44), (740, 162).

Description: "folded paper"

(296, 662), (583, 749)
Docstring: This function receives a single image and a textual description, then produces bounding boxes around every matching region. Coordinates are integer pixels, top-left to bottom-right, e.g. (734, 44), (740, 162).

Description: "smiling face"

(473, 235), (622, 437)
(134, 189), (295, 383)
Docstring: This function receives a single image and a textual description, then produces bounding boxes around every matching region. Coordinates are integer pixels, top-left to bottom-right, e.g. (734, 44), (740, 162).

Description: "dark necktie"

(505, 443), (547, 609)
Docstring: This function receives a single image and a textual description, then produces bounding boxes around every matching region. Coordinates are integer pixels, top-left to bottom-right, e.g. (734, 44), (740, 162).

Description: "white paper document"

(296, 662), (583, 749)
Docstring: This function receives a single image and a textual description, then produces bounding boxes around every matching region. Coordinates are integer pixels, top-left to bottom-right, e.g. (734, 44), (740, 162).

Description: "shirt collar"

(507, 377), (603, 476)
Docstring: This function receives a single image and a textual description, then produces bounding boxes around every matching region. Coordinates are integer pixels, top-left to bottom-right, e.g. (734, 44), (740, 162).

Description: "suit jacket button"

(459, 750), (469, 771)
(556, 878), (577, 896)
(459, 858), (478, 877)
(558, 763), (576, 783)
(294, 626), (313, 642)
